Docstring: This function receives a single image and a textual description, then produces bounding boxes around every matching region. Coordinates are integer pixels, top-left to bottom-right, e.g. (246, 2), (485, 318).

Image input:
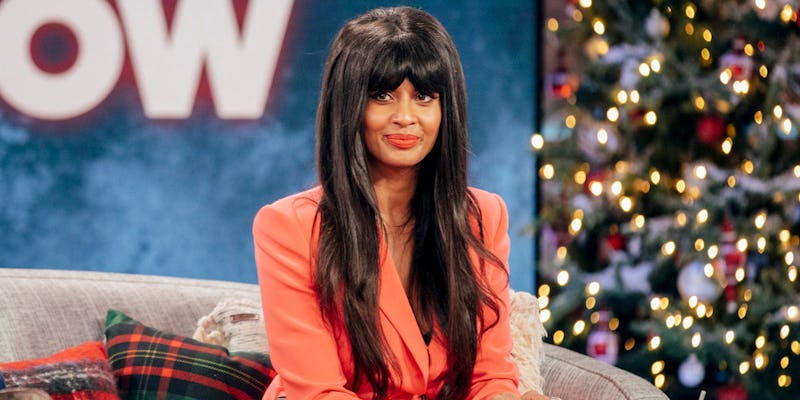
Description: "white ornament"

(678, 353), (705, 387)
(586, 311), (619, 365)
(677, 260), (723, 303)
(645, 9), (670, 39)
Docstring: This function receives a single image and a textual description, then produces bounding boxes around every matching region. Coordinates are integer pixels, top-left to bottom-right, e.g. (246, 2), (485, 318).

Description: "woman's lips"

(385, 134), (419, 149)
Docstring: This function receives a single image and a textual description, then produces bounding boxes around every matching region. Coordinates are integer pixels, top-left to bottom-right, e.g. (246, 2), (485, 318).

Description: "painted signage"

(0, 0), (294, 120)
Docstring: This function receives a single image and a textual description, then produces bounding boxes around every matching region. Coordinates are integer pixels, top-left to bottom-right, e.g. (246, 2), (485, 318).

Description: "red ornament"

(696, 114), (726, 145)
(716, 382), (748, 400)
(549, 49), (577, 100)
(719, 35), (754, 81)
(583, 168), (610, 194)
(586, 310), (619, 365)
(717, 217), (746, 312)
(605, 225), (626, 251)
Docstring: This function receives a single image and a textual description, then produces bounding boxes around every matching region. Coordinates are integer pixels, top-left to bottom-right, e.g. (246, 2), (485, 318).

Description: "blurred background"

(536, 0), (800, 399)
(0, 0), (537, 288)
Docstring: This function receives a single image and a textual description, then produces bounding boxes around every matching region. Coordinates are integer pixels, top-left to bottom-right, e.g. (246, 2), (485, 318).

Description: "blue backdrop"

(0, 0), (537, 291)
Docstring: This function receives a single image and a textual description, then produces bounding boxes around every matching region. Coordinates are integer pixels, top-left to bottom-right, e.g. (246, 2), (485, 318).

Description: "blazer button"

(420, 396), (426, 400)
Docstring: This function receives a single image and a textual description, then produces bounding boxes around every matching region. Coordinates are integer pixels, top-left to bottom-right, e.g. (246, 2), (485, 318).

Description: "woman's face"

(363, 78), (441, 175)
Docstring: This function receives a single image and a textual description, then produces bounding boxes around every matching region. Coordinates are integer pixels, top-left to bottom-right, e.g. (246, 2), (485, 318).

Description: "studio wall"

(0, 0), (537, 291)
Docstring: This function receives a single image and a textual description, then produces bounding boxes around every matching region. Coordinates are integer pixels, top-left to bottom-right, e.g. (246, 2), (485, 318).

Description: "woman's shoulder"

(467, 186), (506, 211)
(254, 186), (322, 227)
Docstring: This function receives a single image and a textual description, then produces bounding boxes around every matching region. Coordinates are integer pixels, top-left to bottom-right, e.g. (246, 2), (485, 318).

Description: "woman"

(254, 7), (547, 400)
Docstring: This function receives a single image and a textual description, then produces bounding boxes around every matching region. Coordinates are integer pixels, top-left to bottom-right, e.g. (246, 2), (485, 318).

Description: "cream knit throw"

(193, 298), (269, 354)
(509, 288), (547, 395)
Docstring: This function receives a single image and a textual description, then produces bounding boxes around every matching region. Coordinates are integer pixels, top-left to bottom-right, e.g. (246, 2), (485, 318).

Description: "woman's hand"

(490, 390), (552, 400)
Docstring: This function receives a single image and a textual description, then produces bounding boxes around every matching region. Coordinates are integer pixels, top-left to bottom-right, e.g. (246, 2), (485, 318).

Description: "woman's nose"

(391, 99), (416, 126)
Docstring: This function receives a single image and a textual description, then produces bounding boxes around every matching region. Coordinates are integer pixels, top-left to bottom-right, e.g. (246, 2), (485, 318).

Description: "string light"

(530, 133), (544, 150)
(707, 245), (719, 259)
(722, 138), (733, 154)
(597, 128), (609, 144)
(694, 165), (707, 179)
(629, 90), (640, 103)
(654, 374), (665, 389)
(650, 169), (661, 184)
(553, 330), (565, 345)
(652, 361), (665, 375)
(557, 270), (570, 286)
(755, 110), (764, 124)
(754, 212), (767, 229)
(780, 325), (790, 339)
(754, 352), (767, 370)
(586, 281), (601, 296)
(781, 5), (794, 23)
(644, 111), (658, 125)
(565, 114), (577, 128)
(606, 107), (620, 122)
(702, 29), (712, 42)
(649, 335), (662, 350)
(616, 90), (628, 104)
(540, 164), (555, 180)
(573, 320), (587, 335)
(697, 209), (709, 224)
(740, 361), (751, 375)
(694, 96), (705, 110)
(540, 308), (551, 323)
(569, 217), (582, 234)
(782, 118), (793, 135)
(774, 105), (784, 118)
(725, 330), (735, 344)
(547, 18), (559, 32)
(685, 3), (696, 19)
(662, 241), (677, 256)
(650, 58), (662, 73)
(592, 18), (605, 35)
(691, 332), (702, 347)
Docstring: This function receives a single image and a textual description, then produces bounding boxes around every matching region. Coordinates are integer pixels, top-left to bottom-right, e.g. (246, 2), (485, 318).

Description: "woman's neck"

(370, 166), (417, 226)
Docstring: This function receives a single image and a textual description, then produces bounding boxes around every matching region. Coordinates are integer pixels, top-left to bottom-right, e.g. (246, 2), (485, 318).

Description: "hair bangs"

(368, 38), (447, 96)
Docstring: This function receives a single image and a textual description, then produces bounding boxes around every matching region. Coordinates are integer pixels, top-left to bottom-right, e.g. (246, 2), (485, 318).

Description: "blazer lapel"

(377, 239), (429, 379)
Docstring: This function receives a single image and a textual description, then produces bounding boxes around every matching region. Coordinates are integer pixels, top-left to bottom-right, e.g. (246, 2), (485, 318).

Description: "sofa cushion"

(105, 309), (275, 400)
(0, 341), (120, 400)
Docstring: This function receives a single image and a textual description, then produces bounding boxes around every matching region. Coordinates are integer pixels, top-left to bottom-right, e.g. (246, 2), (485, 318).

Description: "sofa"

(0, 268), (668, 399)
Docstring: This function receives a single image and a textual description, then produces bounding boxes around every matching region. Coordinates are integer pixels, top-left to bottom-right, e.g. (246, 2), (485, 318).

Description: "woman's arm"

(254, 201), (360, 400)
(467, 192), (526, 399)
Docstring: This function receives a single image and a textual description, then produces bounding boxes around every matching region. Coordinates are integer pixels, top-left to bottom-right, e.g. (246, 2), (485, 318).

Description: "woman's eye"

(370, 92), (391, 101)
(417, 93), (438, 102)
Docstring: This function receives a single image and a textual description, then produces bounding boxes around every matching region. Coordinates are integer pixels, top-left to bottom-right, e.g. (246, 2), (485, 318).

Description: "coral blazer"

(253, 186), (519, 400)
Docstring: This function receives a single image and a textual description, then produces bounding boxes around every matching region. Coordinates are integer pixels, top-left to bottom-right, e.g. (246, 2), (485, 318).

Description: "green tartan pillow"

(104, 309), (275, 400)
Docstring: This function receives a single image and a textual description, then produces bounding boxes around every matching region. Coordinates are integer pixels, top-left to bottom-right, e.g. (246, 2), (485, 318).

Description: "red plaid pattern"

(105, 309), (275, 400)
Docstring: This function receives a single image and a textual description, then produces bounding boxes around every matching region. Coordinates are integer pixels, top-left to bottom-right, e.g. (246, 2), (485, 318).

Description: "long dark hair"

(314, 7), (504, 400)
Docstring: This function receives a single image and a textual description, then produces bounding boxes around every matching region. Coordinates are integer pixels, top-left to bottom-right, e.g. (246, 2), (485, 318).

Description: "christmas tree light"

(538, 1), (800, 398)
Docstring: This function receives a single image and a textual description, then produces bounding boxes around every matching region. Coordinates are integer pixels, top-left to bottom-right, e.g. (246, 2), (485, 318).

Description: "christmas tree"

(535, 1), (800, 399)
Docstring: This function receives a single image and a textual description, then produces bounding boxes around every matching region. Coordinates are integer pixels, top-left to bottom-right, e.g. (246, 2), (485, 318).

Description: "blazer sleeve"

(253, 201), (360, 400)
(468, 192), (522, 399)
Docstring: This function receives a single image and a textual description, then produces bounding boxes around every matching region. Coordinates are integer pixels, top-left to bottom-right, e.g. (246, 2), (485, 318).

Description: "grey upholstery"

(0, 268), (668, 399)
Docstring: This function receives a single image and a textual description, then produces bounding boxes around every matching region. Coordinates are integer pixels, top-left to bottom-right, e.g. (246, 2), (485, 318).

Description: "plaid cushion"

(0, 341), (120, 400)
(105, 309), (275, 400)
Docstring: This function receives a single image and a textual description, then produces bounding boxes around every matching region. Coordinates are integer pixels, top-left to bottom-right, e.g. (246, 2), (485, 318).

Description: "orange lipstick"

(385, 134), (419, 149)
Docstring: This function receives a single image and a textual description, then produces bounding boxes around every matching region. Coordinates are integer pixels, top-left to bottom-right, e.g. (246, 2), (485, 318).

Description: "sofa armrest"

(541, 343), (669, 400)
